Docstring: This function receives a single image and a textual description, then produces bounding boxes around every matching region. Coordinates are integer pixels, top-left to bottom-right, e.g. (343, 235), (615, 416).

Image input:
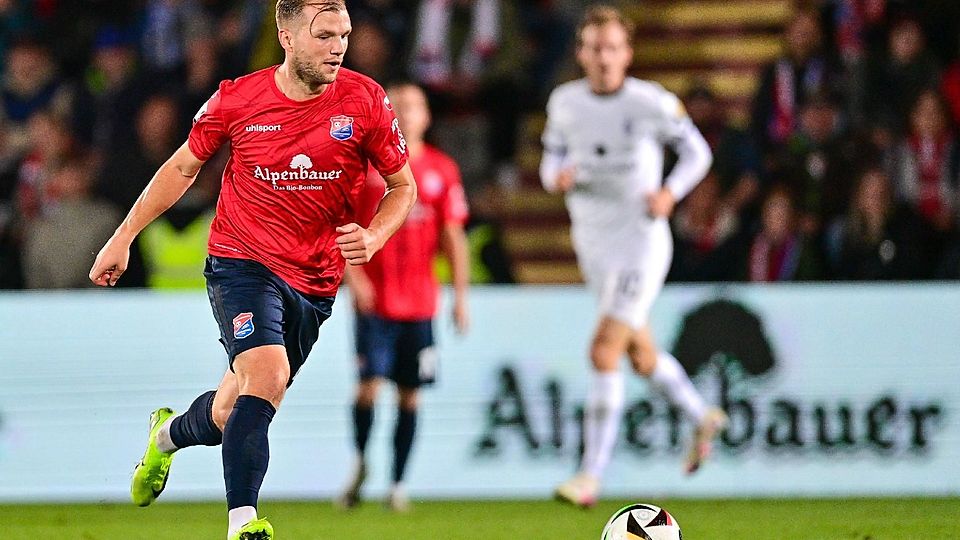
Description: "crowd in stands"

(671, 1), (960, 282)
(0, 0), (958, 288)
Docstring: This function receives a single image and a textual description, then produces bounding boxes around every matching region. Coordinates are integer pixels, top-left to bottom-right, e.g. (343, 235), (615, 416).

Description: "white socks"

(649, 352), (707, 424)
(227, 506), (257, 538)
(155, 416), (178, 454)
(581, 371), (625, 479)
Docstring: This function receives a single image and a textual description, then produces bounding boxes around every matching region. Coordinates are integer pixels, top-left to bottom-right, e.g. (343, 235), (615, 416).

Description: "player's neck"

(407, 140), (425, 159)
(275, 63), (331, 101)
(588, 78), (626, 96)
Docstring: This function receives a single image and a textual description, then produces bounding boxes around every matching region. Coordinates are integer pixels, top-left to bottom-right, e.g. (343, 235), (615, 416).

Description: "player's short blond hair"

(276, 0), (345, 29)
(576, 4), (636, 47)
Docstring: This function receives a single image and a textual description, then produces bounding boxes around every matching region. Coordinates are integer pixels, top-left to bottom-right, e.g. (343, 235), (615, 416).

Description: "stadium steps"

(502, 0), (792, 283)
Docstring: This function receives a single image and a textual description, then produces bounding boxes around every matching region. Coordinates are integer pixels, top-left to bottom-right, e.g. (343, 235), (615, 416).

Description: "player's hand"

(452, 298), (470, 335)
(555, 166), (576, 193)
(336, 223), (382, 265)
(88, 234), (131, 287)
(646, 188), (676, 218)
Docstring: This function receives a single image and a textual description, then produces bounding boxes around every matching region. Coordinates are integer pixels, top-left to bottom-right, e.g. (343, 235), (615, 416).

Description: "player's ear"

(277, 28), (294, 53)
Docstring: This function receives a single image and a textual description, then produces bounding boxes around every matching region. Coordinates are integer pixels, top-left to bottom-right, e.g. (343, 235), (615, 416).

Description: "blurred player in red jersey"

(336, 83), (470, 512)
(88, 1), (416, 538)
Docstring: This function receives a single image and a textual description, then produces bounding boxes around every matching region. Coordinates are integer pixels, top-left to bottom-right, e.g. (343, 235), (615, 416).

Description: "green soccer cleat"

(130, 407), (177, 507)
(229, 518), (274, 540)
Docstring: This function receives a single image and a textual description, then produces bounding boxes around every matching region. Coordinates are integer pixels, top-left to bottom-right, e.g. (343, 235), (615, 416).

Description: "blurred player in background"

(540, 5), (728, 507)
(88, 1), (416, 538)
(337, 82), (470, 512)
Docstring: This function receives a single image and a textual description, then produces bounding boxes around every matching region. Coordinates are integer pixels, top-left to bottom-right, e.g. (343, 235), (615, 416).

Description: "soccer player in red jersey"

(88, 1), (416, 538)
(336, 83), (470, 512)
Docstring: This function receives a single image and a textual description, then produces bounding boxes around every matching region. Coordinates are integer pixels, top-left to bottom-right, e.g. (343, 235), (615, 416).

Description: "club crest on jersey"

(329, 115), (354, 141)
(233, 312), (255, 339)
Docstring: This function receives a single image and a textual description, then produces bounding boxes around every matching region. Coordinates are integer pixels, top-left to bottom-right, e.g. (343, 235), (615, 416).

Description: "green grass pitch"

(2, 498), (958, 539)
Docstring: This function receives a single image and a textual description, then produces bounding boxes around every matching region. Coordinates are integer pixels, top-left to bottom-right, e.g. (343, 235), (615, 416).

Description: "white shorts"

(579, 227), (672, 330)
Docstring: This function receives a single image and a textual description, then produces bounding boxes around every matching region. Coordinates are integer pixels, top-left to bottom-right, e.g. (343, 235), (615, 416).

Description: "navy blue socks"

(170, 390), (222, 448)
(222, 395), (276, 510)
(392, 408), (417, 483)
(353, 402), (374, 454)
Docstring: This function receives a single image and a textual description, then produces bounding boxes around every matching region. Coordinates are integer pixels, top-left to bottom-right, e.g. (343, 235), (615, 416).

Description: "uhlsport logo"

(233, 312), (254, 339)
(329, 115), (354, 140)
(252, 153), (343, 190)
(246, 123), (281, 132)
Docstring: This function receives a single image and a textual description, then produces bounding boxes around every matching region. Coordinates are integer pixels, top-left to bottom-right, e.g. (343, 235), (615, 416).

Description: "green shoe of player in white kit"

(130, 407), (177, 507)
(229, 518), (275, 540)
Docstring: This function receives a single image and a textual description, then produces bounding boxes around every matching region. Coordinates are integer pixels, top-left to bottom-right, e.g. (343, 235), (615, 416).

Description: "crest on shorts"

(329, 115), (354, 141)
(233, 312), (255, 339)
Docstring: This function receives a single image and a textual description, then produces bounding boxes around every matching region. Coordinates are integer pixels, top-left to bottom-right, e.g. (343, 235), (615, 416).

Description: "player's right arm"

(540, 90), (576, 194)
(89, 143), (205, 286)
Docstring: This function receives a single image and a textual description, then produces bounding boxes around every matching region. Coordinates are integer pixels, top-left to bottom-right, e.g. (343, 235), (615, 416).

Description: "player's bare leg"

(337, 377), (382, 509)
(628, 327), (727, 474)
(556, 316), (631, 508)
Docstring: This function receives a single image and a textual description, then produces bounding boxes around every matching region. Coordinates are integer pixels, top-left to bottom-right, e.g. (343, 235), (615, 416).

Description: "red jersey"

(357, 144), (468, 320)
(188, 66), (407, 296)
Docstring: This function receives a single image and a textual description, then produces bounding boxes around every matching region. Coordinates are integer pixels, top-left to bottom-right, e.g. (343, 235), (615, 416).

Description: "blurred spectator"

(751, 8), (841, 155)
(830, 0), (888, 66)
(0, 0), (38, 60)
(410, 0), (524, 190)
(342, 18), (402, 84)
(72, 26), (148, 156)
(0, 39), (72, 161)
(139, 191), (215, 289)
(411, 0), (501, 92)
(746, 186), (823, 281)
(773, 92), (858, 235)
(685, 84), (762, 218)
(98, 94), (179, 210)
(826, 167), (923, 280)
(21, 156), (119, 288)
(179, 34), (224, 127)
(140, 0), (212, 78)
(857, 15), (940, 134)
(941, 54), (960, 129)
(15, 110), (77, 222)
(670, 174), (744, 282)
(886, 89), (959, 275)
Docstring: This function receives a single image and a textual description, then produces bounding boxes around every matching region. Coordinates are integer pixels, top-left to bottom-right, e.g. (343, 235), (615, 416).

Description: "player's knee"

(590, 340), (620, 371)
(628, 342), (657, 376)
(397, 387), (419, 411)
(356, 379), (380, 407)
(212, 401), (232, 431)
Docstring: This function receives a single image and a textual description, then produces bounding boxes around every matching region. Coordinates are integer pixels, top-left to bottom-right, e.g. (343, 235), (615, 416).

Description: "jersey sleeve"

(440, 159), (469, 225)
(541, 90), (568, 156)
(362, 84), (408, 177)
(652, 87), (690, 143)
(188, 82), (230, 161)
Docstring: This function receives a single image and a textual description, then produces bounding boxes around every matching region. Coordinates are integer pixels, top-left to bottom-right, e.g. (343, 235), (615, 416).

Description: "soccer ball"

(600, 503), (681, 540)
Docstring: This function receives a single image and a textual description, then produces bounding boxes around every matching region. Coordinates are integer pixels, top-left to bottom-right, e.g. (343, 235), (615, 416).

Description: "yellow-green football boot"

(130, 407), (176, 506)
(229, 518), (274, 540)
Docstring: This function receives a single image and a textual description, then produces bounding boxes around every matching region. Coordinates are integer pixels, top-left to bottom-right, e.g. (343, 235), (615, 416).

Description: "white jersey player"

(541, 5), (728, 508)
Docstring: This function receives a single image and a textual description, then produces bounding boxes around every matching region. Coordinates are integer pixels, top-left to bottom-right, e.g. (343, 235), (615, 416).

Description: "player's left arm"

(441, 220), (470, 334)
(648, 97), (713, 218)
(336, 163), (417, 265)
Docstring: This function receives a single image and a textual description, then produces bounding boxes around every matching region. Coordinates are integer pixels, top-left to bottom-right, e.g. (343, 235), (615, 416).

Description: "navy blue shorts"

(205, 255), (334, 384)
(355, 314), (436, 388)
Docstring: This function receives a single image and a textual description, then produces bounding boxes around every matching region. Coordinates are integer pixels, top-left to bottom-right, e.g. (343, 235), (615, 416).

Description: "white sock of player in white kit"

(581, 371), (625, 479)
(227, 506), (257, 538)
(649, 351), (707, 423)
